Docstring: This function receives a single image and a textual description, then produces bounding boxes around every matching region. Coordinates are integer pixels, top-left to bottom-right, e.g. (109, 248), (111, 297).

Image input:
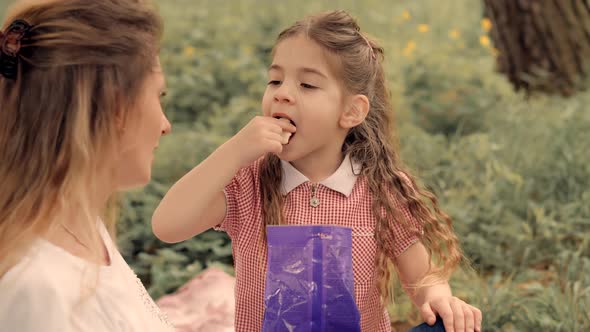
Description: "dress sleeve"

(388, 173), (425, 258)
(389, 196), (424, 258)
(214, 164), (258, 240)
(0, 272), (73, 332)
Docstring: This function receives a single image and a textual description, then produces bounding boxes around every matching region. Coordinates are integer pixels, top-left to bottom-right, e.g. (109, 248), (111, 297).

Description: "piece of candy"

(281, 131), (292, 144)
(276, 117), (294, 145)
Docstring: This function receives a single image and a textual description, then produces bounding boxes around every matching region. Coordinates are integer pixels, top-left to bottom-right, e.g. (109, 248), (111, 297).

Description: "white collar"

(280, 154), (362, 197)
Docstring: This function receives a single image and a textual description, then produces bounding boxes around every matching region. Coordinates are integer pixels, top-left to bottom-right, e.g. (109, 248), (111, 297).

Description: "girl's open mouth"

(274, 116), (296, 144)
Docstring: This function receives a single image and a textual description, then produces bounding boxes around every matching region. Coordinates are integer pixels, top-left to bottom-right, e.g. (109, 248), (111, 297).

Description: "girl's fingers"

(463, 303), (475, 332)
(450, 299), (465, 332)
(264, 138), (283, 154)
(471, 305), (483, 332)
(419, 302), (437, 326)
(436, 301), (455, 332)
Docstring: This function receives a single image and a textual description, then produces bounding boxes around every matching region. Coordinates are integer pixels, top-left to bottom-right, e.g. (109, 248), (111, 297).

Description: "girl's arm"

(395, 242), (452, 306)
(395, 242), (482, 332)
(152, 143), (241, 243)
(152, 116), (295, 243)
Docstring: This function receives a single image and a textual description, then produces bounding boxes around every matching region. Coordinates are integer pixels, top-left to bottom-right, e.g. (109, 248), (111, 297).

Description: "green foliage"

(117, 181), (234, 299)
(402, 55), (500, 136)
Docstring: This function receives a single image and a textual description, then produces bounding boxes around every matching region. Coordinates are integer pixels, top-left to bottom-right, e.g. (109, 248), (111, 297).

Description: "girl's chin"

(276, 148), (300, 162)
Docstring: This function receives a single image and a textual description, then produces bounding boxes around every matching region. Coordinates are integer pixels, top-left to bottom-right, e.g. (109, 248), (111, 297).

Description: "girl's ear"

(339, 94), (369, 129)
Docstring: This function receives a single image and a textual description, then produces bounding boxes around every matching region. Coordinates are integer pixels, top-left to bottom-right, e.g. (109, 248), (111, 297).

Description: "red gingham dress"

(215, 155), (422, 332)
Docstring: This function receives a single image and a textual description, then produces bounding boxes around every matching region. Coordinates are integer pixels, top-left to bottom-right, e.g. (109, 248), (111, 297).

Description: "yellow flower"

(491, 47), (500, 57)
(402, 40), (416, 57)
(183, 46), (195, 57)
(449, 29), (461, 39)
(402, 10), (411, 20)
(440, 90), (458, 102)
(241, 45), (253, 56)
(418, 24), (429, 33)
(481, 18), (492, 32)
(479, 35), (490, 47)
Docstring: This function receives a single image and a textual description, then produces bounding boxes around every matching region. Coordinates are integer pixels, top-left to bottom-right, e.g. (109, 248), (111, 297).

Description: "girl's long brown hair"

(259, 10), (463, 303)
(0, 0), (162, 277)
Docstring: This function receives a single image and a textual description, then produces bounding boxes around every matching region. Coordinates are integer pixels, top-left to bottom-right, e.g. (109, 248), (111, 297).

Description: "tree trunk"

(483, 0), (590, 96)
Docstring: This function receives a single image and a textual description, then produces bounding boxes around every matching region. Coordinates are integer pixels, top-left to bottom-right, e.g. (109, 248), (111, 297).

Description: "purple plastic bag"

(262, 225), (361, 332)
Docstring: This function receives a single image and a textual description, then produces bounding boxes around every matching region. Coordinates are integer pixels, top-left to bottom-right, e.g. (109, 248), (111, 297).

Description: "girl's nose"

(273, 83), (295, 104)
(161, 115), (172, 135)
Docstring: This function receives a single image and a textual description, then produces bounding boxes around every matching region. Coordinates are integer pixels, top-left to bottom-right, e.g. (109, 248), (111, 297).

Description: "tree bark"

(483, 0), (590, 96)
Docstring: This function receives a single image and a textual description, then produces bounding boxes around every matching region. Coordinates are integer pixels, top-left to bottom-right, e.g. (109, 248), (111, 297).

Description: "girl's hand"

(226, 116), (296, 168)
(420, 296), (482, 332)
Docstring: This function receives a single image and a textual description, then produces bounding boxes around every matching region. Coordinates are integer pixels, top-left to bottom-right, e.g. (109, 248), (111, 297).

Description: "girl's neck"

(290, 149), (345, 183)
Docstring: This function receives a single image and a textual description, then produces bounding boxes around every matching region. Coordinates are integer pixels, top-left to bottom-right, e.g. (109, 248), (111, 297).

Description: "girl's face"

(114, 59), (171, 190)
(262, 34), (350, 165)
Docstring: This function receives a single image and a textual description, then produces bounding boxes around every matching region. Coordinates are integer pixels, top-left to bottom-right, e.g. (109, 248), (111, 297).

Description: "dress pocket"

(351, 226), (377, 285)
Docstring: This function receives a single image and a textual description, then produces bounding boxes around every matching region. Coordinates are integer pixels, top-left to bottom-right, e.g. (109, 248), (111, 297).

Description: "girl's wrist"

(215, 139), (246, 172)
(420, 283), (453, 304)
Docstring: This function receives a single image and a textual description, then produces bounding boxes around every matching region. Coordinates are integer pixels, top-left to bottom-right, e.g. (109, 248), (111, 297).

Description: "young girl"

(0, 0), (173, 331)
(153, 10), (482, 332)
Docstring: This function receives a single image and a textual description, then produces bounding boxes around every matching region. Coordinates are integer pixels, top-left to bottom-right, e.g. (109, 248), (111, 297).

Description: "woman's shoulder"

(0, 243), (83, 299)
(1, 264), (61, 299)
(0, 249), (75, 317)
(0, 247), (77, 330)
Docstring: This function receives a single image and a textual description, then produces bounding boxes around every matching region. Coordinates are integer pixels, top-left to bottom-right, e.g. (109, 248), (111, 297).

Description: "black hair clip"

(0, 19), (32, 80)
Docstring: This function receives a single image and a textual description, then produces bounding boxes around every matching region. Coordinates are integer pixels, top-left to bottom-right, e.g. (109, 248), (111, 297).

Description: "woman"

(0, 0), (173, 331)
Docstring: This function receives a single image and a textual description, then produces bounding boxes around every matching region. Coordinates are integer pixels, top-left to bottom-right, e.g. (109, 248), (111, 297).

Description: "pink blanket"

(156, 268), (236, 332)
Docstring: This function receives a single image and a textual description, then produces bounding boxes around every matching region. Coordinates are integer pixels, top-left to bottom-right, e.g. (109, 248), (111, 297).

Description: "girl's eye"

(159, 91), (168, 107)
(301, 83), (317, 89)
(268, 80), (281, 85)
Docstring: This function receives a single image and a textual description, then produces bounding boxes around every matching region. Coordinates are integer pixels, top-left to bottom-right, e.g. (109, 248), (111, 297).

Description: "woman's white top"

(0, 225), (176, 331)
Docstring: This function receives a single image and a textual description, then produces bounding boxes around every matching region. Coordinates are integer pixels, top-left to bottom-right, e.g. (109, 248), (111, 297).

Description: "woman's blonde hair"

(0, 0), (162, 277)
(260, 10), (463, 304)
